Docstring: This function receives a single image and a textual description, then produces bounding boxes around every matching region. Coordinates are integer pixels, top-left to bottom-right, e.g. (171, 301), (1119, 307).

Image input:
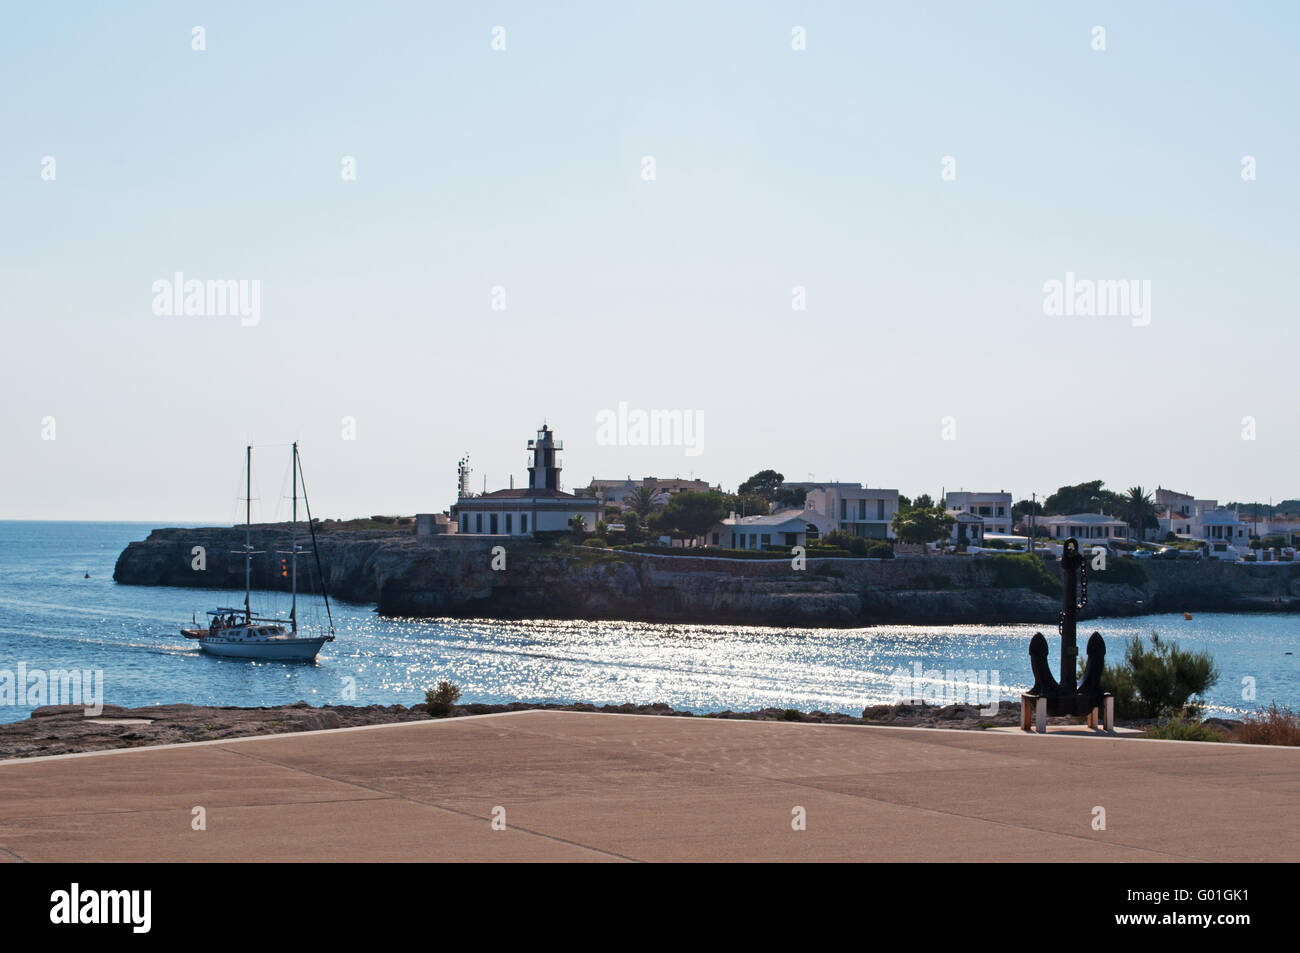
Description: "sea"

(0, 520), (1296, 724)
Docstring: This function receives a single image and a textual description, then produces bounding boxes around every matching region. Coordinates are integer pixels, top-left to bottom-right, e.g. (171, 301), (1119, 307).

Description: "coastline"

(113, 525), (1300, 628)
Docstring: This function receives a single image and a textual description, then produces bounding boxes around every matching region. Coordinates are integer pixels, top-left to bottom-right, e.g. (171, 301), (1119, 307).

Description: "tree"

(569, 514), (586, 541)
(629, 486), (659, 517)
(891, 504), (954, 546)
(622, 511), (644, 543)
(738, 469), (785, 500)
(1012, 498), (1043, 522)
(1043, 480), (1121, 516)
(774, 485), (807, 509)
(657, 490), (728, 543)
(1102, 633), (1219, 719)
(725, 492), (770, 517)
(1120, 486), (1158, 542)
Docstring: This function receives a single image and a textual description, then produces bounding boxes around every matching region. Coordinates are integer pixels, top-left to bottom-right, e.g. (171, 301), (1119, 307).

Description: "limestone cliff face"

(113, 528), (1300, 627)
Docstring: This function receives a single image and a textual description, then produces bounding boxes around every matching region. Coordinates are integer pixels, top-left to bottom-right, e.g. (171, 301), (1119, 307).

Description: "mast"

(298, 451), (336, 638)
(245, 445), (252, 623)
(291, 442), (298, 633)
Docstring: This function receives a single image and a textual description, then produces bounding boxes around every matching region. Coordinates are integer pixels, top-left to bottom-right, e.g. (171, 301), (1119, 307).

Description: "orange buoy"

(1184, 611), (1193, 620)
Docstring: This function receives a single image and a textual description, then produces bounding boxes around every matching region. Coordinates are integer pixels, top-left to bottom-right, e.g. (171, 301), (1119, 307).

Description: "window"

(460, 514), (467, 533)
(490, 514), (498, 534)
(506, 514), (512, 534)
(761, 534), (771, 548)
(858, 500), (866, 520)
(840, 499), (846, 520)
(877, 499), (885, 520)
(521, 515), (528, 534)
(712, 533), (720, 545)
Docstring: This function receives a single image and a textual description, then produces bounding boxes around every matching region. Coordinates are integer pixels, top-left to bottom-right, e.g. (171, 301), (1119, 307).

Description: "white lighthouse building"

(451, 424), (601, 537)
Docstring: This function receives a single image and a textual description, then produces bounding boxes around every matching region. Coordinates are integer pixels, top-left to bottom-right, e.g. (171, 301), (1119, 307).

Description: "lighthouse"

(526, 425), (562, 491)
(449, 423), (600, 537)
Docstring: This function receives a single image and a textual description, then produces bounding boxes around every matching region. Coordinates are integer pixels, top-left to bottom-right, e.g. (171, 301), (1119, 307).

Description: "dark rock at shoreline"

(112, 526), (1300, 628)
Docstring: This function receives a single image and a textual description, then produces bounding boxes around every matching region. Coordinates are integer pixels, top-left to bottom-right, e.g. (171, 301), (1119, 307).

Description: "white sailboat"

(181, 442), (336, 662)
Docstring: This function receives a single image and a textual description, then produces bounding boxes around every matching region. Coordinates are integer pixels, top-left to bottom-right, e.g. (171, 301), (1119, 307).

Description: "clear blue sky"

(2, 1), (1297, 521)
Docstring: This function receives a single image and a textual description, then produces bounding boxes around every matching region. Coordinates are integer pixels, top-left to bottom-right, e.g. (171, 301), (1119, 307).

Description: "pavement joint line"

(214, 743), (642, 863)
(415, 718), (1213, 862)
(3, 708), (1296, 768)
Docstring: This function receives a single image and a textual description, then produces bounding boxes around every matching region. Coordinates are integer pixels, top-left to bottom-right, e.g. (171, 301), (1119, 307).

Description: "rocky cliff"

(113, 527), (1300, 627)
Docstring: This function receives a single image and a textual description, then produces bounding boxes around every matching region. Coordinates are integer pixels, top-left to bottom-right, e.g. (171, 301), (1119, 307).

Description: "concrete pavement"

(1, 711), (1296, 862)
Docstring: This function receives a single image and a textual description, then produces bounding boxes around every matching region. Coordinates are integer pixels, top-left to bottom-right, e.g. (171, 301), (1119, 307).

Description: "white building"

(949, 511), (985, 544)
(945, 491), (1013, 535)
(589, 476), (714, 509)
(804, 484), (900, 539)
(451, 425), (601, 536)
(1038, 512), (1129, 544)
(1198, 507), (1250, 560)
(710, 509), (836, 550)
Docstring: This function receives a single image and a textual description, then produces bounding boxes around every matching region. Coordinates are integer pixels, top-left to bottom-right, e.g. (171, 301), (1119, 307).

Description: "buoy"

(1183, 611), (1193, 620)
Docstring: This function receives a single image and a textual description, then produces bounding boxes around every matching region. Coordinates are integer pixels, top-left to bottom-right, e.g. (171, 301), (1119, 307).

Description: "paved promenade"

(1, 711), (1295, 862)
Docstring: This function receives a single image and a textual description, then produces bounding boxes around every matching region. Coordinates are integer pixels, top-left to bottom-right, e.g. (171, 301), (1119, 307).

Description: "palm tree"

(1122, 486), (1157, 543)
(569, 514), (587, 541)
(630, 486), (659, 517)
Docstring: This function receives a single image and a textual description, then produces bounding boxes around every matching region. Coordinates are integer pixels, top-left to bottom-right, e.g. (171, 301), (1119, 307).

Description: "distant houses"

(945, 491), (1013, 535)
(710, 509), (835, 550)
(801, 483), (901, 539)
(429, 423), (1289, 562)
(590, 476), (715, 510)
(1038, 512), (1130, 543)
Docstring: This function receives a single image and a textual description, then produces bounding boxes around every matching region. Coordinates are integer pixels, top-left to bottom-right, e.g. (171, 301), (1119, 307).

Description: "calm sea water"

(1, 521), (1296, 724)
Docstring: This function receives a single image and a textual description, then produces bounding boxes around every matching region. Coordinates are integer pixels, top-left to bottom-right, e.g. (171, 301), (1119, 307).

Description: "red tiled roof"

(474, 488), (589, 500)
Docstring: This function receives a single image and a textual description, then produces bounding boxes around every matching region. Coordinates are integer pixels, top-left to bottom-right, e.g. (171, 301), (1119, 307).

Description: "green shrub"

(865, 540), (894, 559)
(1144, 717), (1225, 742)
(821, 531), (854, 549)
(425, 680), (462, 717)
(583, 537), (608, 548)
(1102, 633), (1219, 719)
(988, 553), (1062, 598)
(1093, 557), (1147, 586)
(531, 530), (572, 546)
(781, 708), (803, 721)
(805, 546), (851, 558)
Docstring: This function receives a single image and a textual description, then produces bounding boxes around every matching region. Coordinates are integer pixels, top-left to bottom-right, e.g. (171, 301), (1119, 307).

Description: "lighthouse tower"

(526, 425), (563, 491)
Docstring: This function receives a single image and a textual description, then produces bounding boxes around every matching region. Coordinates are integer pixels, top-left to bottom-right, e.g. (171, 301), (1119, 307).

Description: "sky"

(2, 1), (1297, 522)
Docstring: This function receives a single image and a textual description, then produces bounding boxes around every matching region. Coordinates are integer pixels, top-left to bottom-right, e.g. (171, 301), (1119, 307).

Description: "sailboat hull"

(197, 636), (330, 662)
